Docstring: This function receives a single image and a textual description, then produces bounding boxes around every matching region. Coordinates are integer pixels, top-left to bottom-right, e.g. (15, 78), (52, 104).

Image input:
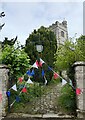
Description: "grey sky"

(0, 1), (83, 45)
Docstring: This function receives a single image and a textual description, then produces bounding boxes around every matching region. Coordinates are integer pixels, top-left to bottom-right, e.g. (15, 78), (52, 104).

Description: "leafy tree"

(25, 26), (57, 66)
(25, 26), (57, 82)
(2, 36), (18, 49)
(54, 35), (85, 81)
(55, 35), (85, 70)
(1, 41), (30, 81)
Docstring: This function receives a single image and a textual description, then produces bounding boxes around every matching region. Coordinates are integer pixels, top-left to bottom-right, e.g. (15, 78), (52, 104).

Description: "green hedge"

(58, 84), (77, 115)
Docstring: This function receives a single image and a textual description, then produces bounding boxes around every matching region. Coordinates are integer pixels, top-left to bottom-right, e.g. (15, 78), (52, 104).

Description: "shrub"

(58, 84), (76, 115)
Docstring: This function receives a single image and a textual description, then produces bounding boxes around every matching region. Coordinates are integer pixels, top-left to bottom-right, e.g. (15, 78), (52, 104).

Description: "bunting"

(44, 76), (47, 85)
(11, 84), (17, 91)
(18, 77), (23, 83)
(62, 79), (67, 86)
(7, 57), (78, 108)
(0, 92), (2, 102)
(40, 58), (45, 64)
(36, 60), (42, 67)
(31, 69), (35, 76)
(6, 91), (11, 97)
(32, 62), (38, 69)
(76, 88), (81, 95)
(48, 66), (52, 71)
(15, 96), (21, 102)
(22, 87), (27, 93)
(54, 73), (59, 79)
(26, 78), (33, 84)
(42, 69), (45, 77)
(69, 79), (73, 87)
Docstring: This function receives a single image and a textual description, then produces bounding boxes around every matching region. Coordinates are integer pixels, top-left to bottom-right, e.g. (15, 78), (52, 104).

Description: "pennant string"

(10, 79), (28, 108)
(9, 58), (77, 108)
(43, 58), (76, 90)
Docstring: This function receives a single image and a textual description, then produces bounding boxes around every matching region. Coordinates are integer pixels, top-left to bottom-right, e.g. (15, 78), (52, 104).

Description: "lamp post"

(36, 33), (43, 58)
(36, 44), (43, 53)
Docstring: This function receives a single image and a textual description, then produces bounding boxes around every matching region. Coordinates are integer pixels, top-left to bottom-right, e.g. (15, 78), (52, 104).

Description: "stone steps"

(2, 113), (75, 120)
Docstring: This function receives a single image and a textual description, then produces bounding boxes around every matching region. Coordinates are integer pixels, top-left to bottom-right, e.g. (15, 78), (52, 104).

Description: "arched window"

(61, 31), (64, 37)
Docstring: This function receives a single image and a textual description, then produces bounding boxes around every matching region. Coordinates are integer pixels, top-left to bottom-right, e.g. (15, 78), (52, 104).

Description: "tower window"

(61, 31), (64, 37)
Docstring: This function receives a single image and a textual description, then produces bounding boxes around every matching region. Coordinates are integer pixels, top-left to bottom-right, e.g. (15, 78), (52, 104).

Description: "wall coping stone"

(76, 109), (85, 113)
(0, 65), (8, 69)
(73, 61), (85, 67)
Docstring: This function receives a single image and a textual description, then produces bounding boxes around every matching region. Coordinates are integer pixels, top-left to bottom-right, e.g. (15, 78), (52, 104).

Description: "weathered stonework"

(0, 65), (9, 117)
(73, 61), (85, 118)
(49, 20), (68, 46)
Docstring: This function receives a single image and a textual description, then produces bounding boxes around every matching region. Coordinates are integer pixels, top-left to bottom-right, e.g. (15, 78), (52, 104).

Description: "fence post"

(0, 65), (9, 117)
(73, 61), (85, 118)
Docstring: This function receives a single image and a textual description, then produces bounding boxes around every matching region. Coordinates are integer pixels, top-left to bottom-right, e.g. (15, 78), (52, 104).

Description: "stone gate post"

(0, 65), (9, 118)
(73, 61), (85, 118)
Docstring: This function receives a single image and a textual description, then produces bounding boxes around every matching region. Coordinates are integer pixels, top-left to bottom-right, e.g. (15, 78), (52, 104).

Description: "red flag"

(39, 61), (42, 67)
(22, 87), (27, 93)
(36, 60), (42, 67)
(18, 77), (23, 83)
(36, 60), (39, 67)
(0, 92), (2, 102)
(76, 88), (81, 95)
(54, 73), (59, 79)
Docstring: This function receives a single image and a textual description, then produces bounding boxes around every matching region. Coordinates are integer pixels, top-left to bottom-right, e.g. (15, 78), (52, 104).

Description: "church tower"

(49, 20), (68, 46)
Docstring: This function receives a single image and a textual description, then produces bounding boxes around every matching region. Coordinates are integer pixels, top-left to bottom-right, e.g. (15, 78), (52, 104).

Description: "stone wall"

(0, 65), (9, 117)
(73, 61), (85, 118)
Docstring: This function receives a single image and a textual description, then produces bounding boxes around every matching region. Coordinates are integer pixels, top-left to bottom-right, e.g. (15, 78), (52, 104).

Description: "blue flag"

(26, 70), (32, 76)
(48, 66), (52, 71)
(42, 69), (45, 77)
(31, 69), (35, 76)
(16, 96), (21, 102)
(6, 91), (11, 97)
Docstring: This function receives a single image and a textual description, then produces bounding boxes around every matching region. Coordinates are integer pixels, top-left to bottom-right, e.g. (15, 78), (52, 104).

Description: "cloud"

(0, 2), (83, 44)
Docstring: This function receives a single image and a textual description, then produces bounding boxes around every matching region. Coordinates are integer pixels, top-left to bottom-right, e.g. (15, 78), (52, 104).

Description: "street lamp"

(36, 33), (43, 53)
(36, 44), (43, 53)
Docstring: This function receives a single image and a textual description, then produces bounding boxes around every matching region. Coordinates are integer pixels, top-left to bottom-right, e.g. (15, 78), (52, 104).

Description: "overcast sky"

(0, 1), (83, 45)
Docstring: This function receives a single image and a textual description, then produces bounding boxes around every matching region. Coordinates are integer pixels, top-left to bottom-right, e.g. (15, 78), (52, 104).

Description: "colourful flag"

(48, 66), (52, 71)
(0, 92), (2, 102)
(40, 58), (45, 64)
(36, 60), (42, 67)
(26, 70), (32, 76)
(44, 76), (47, 85)
(69, 79), (73, 87)
(26, 78), (33, 84)
(62, 79), (67, 86)
(6, 91), (11, 97)
(39, 61), (42, 67)
(32, 62), (38, 69)
(11, 84), (17, 91)
(76, 88), (81, 95)
(54, 73), (59, 79)
(15, 96), (21, 102)
(31, 69), (35, 76)
(19, 84), (24, 89)
(42, 69), (45, 77)
(18, 77), (23, 83)
(22, 87), (27, 93)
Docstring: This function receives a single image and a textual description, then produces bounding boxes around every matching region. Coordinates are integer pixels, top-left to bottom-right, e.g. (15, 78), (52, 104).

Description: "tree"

(1, 41), (30, 81)
(54, 35), (85, 80)
(25, 26), (57, 66)
(2, 36), (18, 50)
(25, 26), (57, 82)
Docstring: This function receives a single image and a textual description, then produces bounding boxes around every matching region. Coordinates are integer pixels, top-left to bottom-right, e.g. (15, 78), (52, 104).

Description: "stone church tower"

(49, 20), (68, 46)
